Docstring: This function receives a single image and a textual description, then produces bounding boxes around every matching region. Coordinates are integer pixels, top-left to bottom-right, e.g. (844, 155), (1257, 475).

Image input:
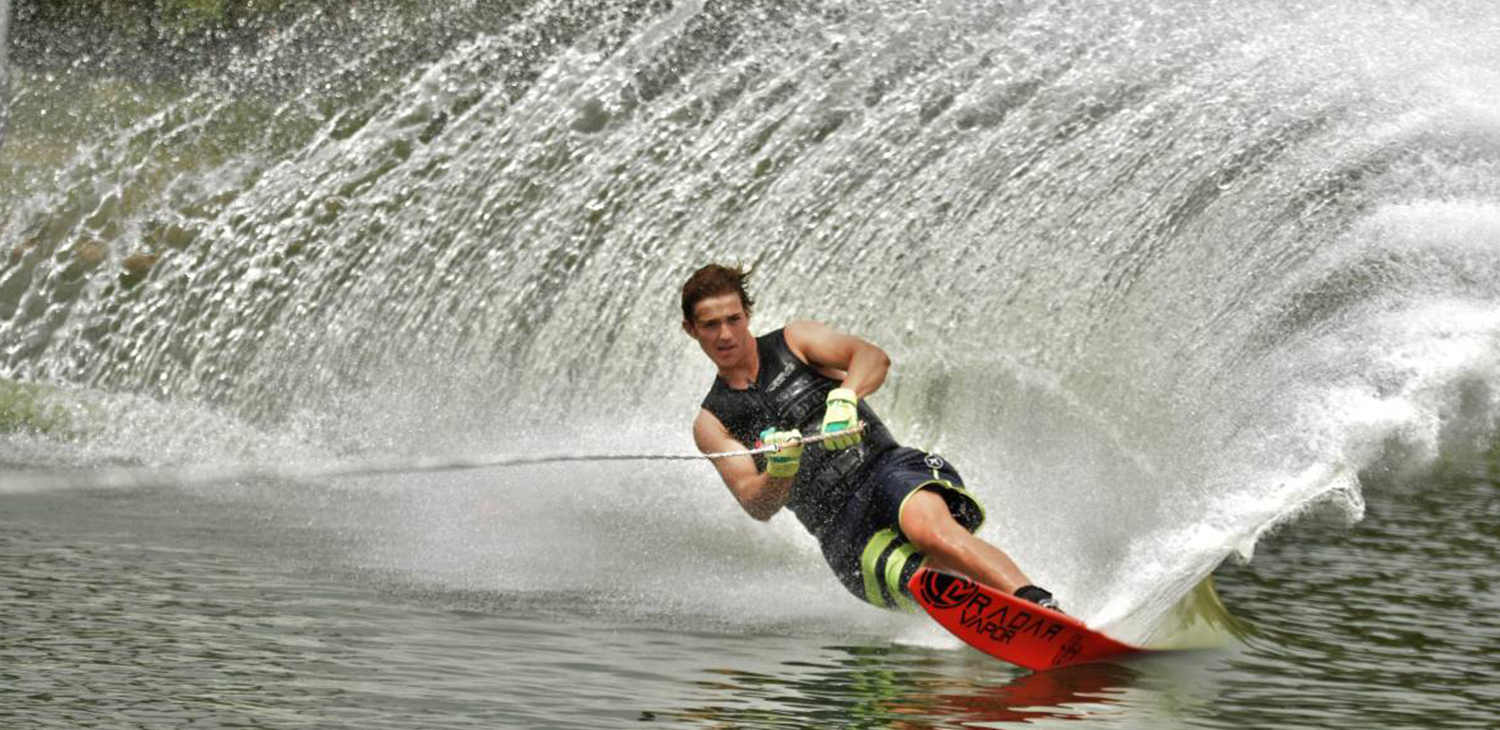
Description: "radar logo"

(919, 570), (979, 609)
(923, 454), (945, 470)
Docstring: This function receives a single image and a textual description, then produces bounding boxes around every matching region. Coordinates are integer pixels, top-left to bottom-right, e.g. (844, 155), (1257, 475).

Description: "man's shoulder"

(780, 319), (837, 344)
(779, 320), (818, 336)
(778, 320), (830, 363)
(756, 324), (788, 343)
(691, 407), (731, 451)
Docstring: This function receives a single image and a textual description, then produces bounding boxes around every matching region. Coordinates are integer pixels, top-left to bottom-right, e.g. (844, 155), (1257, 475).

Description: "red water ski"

(908, 568), (1145, 671)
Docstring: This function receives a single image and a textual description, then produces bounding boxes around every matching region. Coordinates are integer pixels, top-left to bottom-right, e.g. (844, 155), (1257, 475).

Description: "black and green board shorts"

(819, 446), (986, 611)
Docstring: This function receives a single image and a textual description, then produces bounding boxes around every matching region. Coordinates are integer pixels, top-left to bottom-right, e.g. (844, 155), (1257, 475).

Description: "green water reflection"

(659, 647), (1145, 729)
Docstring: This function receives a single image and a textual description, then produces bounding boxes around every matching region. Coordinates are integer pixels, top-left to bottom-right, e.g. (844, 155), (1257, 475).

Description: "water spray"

(0, 0), (10, 148)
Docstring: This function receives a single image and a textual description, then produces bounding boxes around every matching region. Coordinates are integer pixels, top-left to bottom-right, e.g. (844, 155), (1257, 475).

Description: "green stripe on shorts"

(882, 540), (923, 613)
(860, 528), (900, 608)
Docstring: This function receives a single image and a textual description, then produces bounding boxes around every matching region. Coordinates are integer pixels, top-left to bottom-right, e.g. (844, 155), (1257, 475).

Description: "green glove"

(820, 388), (862, 450)
(760, 428), (804, 479)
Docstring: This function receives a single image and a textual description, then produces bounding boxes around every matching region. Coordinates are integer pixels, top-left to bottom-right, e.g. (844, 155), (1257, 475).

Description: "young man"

(682, 263), (1060, 613)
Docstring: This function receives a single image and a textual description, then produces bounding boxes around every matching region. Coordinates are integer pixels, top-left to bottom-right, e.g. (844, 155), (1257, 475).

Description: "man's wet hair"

(681, 263), (755, 324)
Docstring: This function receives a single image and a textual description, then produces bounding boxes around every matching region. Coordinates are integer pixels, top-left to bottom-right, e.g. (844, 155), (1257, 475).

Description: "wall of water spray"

(3, 0), (1499, 640)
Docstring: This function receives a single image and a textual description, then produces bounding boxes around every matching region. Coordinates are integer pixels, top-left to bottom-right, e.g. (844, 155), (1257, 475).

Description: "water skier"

(682, 264), (1061, 613)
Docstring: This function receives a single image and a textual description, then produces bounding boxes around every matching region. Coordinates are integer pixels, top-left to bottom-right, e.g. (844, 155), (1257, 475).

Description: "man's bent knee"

(899, 488), (965, 555)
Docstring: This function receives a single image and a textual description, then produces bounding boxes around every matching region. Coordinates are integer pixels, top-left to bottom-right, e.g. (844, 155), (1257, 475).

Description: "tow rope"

(0, 426), (862, 494)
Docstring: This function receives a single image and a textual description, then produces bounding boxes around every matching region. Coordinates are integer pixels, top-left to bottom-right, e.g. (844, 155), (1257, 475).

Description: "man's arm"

(693, 409), (794, 521)
(782, 320), (891, 397)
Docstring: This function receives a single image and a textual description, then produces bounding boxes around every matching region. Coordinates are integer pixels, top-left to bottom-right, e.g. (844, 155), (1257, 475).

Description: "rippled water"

(3, 455), (1495, 729)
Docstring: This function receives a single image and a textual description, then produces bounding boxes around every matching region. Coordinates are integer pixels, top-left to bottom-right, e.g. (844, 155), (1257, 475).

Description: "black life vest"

(700, 328), (898, 538)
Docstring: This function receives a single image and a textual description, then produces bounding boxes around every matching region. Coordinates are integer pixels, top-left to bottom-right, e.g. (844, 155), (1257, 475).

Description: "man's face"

(684, 293), (754, 370)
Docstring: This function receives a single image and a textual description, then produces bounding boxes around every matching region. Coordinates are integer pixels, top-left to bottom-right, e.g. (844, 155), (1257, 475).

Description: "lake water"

(3, 454), (1495, 729)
